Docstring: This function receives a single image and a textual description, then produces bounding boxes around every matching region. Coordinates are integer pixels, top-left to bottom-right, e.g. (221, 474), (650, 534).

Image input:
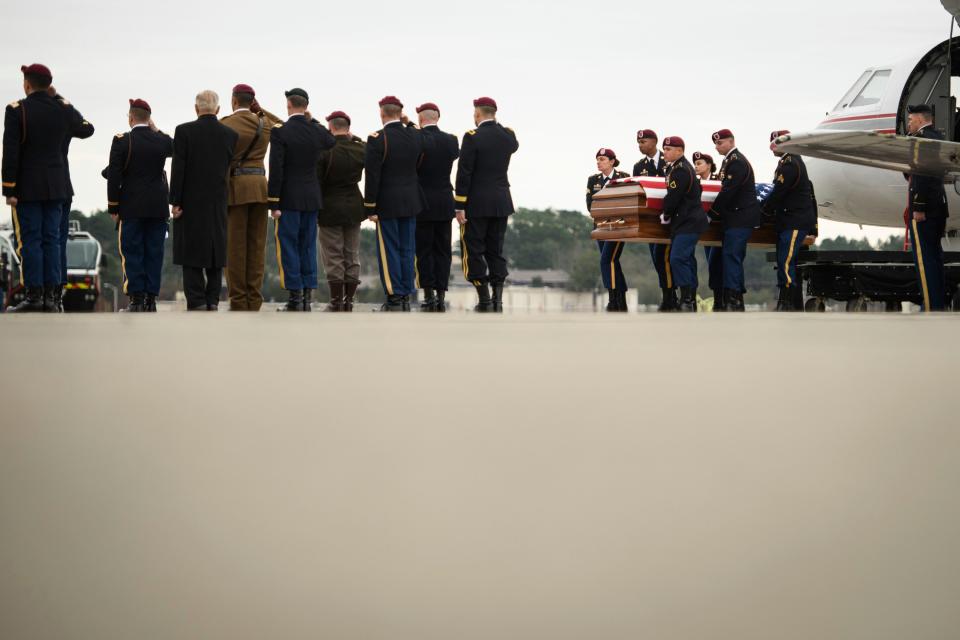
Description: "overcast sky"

(1, 0), (954, 240)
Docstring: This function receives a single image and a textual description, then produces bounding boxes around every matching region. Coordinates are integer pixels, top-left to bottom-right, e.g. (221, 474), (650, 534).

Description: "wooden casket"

(589, 176), (778, 247)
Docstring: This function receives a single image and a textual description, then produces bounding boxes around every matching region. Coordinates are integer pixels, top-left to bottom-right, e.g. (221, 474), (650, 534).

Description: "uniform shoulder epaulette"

(352, 135), (363, 143)
(728, 152), (740, 161)
(505, 126), (515, 133)
(273, 122), (283, 128)
(58, 98), (71, 107)
(781, 154), (793, 163)
(8, 101), (19, 109)
(368, 131), (380, 139)
(466, 129), (477, 136)
(115, 132), (126, 139)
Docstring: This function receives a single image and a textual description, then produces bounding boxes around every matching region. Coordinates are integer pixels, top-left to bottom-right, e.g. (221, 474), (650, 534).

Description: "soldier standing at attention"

(220, 84), (283, 311)
(415, 102), (460, 312)
(904, 104), (949, 311)
(763, 130), (816, 311)
(632, 129), (674, 312)
(708, 128), (760, 312)
(268, 88), (337, 312)
(586, 148), (629, 311)
(455, 97), (519, 313)
(363, 96), (425, 312)
(318, 110), (366, 312)
(170, 90), (239, 311)
(3, 63), (93, 313)
(692, 150), (724, 310)
(106, 99), (173, 312)
(661, 137), (708, 312)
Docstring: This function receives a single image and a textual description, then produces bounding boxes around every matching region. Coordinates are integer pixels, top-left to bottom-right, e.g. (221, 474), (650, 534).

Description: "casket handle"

(596, 218), (626, 230)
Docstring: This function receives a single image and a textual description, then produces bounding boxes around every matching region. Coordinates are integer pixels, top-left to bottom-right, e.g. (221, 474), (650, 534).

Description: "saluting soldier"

(170, 90), (239, 311)
(318, 110), (366, 312)
(455, 96), (519, 313)
(763, 130), (816, 311)
(415, 102), (460, 312)
(708, 128), (760, 312)
(904, 104), (950, 311)
(268, 88), (337, 312)
(3, 63), (93, 313)
(107, 99), (173, 312)
(661, 137), (708, 312)
(586, 148), (629, 311)
(632, 129), (674, 311)
(53, 85), (94, 312)
(692, 150), (724, 310)
(221, 83), (283, 311)
(363, 96), (426, 312)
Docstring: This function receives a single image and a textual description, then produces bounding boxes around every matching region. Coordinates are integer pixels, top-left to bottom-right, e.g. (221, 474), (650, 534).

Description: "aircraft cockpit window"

(849, 69), (891, 108)
(833, 70), (872, 111)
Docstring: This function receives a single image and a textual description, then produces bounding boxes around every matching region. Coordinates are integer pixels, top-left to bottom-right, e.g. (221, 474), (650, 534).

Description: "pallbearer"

(763, 130), (816, 311)
(904, 104), (949, 311)
(221, 84), (283, 311)
(661, 137), (708, 312)
(363, 96), (425, 312)
(268, 88), (336, 312)
(106, 99), (173, 312)
(455, 97), (519, 312)
(692, 150), (724, 309)
(708, 128), (760, 312)
(586, 148), (629, 311)
(3, 63), (93, 313)
(632, 129), (674, 311)
(318, 110), (366, 312)
(415, 102), (460, 312)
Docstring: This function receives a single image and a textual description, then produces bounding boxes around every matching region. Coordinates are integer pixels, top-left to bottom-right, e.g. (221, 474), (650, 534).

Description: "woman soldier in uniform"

(586, 148), (630, 311)
(693, 151), (725, 310)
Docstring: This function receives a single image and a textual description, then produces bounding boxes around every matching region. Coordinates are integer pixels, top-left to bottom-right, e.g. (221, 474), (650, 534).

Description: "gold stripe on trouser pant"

(273, 216), (285, 290)
(459, 222), (481, 286)
(376, 221), (394, 295)
(318, 224), (361, 283)
(665, 244), (673, 289)
(783, 230), (799, 287)
(912, 219), (931, 312)
(227, 203), (268, 311)
(117, 221), (128, 294)
(11, 205), (23, 285)
(609, 241), (621, 290)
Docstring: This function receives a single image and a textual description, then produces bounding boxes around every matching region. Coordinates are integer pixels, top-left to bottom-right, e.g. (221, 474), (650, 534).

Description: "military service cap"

(636, 129), (658, 141)
(326, 110), (351, 125)
(416, 102), (440, 114)
(663, 136), (685, 149)
(285, 87), (309, 101)
(129, 98), (151, 113)
(712, 129), (734, 142)
(20, 63), (52, 79)
(379, 95), (403, 108)
(473, 96), (497, 109)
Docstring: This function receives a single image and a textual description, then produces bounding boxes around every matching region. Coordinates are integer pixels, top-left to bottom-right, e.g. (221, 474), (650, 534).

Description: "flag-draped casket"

(589, 177), (778, 247)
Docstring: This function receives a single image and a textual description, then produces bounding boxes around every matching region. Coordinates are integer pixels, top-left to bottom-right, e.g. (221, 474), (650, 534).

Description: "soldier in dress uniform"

(708, 128), (760, 312)
(693, 150), (724, 310)
(415, 102), (460, 312)
(762, 130), (817, 311)
(268, 88), (337, 312)
(586, 148), (629, 311)
(221, 83), (283, 311)
(170, 90), (239, 311)
(904, 104), (950, 311)
(318, 110), (366, 312)
(455, 97), (519, 312)
(363, 96), (426, 312)
(661, 137), (708, 312)
(3, 63), (93, 312)
(632, 129), (674, 311)
(106, 99), (173, 312)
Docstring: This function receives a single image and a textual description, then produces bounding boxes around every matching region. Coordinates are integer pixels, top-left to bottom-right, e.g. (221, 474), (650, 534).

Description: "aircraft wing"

(943, 0), (960, 19)
(774, 131), (960, 179)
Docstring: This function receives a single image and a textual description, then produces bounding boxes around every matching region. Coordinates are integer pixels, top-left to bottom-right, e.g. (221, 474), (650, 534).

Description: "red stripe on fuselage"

(819, 112), (896, 125)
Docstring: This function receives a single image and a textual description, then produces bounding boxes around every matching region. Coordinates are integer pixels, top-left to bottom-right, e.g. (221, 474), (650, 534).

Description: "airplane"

(775, 0), (960, 242)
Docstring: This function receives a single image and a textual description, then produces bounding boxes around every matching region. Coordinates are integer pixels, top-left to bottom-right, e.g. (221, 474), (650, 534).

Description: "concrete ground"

(1, 313), (958, 640)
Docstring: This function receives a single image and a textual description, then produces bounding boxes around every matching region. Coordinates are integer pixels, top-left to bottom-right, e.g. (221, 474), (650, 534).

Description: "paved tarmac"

(1, 313), (958, 639)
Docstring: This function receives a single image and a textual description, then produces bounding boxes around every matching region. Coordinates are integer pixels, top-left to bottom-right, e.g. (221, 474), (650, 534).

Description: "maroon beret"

(232, 83), (255, 96)
(769, 129), (790, 142)
(712, 128), (734, 143)
(416, 102), (440, 114)
(692, 151), (714, 165)
(636, 129), (658, 141)
(128, 98), (151, 113)
(379, 95), (403, 108)
(326, 110), (351, 125)
(21, 63), (52, 79)
(473, 96), (498, 109)
(595, 147), (620, 167)
(662, 136), (685, 149)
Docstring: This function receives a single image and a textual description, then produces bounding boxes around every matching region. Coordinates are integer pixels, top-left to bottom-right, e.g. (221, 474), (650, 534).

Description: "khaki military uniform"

(220, 108), (282, 310)
(318, 134), (366, 287)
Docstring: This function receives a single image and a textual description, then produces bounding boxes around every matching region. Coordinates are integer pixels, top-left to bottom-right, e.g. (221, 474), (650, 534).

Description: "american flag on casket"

(606, 176), (774, 211)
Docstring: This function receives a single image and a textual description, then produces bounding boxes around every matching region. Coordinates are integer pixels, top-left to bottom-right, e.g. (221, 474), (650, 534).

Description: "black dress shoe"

(491, 283), (504, 313)
(279, 289), (302, 312)
(380, 294), (404, 312)
(124, 292), (146, 313)
(420, 288), (437, 312)
(658, 287), (678, 312)
(52, 284), (65, 312)
(302, 288), (313, 312)
(474, 283), (493, 312)
(144, 294), (158, 312)
(401, 295), (411, 312)
(678, 287), (697, 312)
(7, 287), (44, 313)
(435, 290), (447, 312)
(725, 288), (745, 312)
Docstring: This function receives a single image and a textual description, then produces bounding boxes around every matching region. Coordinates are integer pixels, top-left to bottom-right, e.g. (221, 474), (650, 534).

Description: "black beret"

(285, 87), (309, 101)
(907, 104), (933, 115)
